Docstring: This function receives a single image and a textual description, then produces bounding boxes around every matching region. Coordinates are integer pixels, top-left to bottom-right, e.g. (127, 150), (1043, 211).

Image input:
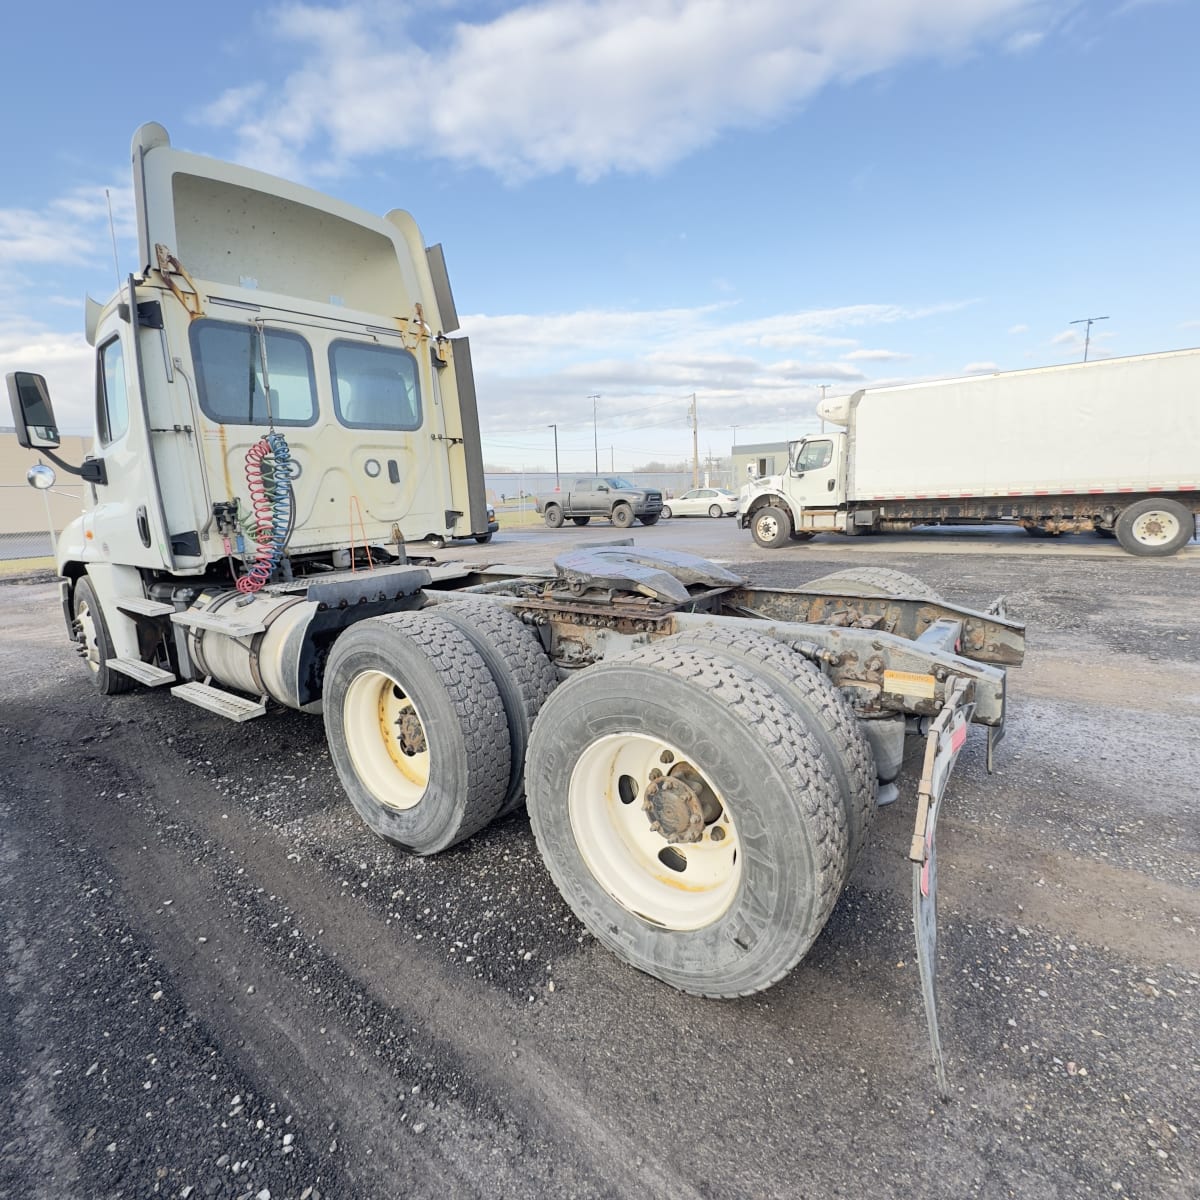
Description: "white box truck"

(739, 350), (1200, 556)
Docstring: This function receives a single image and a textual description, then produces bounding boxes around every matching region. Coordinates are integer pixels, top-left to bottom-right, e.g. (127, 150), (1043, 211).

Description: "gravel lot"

(2, 520), (1197, 1200)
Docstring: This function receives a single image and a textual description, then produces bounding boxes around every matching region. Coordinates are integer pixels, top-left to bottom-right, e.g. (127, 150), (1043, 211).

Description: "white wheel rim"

(76, 600), (100, 674)
(1131, 510), (1180, 545)
(710, 506), (721, 518)
(757, 513), (778, 539)
(342, 670), (430, 810)
(568, 733), (741, 930)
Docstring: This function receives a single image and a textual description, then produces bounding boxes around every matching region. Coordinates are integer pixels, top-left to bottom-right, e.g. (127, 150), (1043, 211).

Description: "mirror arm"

(38, 448), (107, 486)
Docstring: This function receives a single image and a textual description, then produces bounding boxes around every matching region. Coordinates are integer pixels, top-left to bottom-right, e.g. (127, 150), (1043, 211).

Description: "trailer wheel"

(71, 576), (138, 695)
(571, 515), (591, 526)
(524, 644), (847, 997)
(654, 628), (876, 875)
(544, 505), (564, 529)
(428, 600), (558, 816)
(323, 612), (510, 854)
(611, 503), (635, 529)
(1115, 498), (1195, 557)
(750, 505), (791, 549)
(802, 567), (945, 604)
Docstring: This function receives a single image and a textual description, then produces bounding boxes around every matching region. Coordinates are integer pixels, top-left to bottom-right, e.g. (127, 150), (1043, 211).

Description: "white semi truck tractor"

(11, 124), (1028, 1093)
(740, 351), (1200, 556)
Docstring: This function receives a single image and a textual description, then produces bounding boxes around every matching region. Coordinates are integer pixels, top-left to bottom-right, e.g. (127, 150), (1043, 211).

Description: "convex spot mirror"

(27, 463), (56, 490)
(6, 372), (60, 450)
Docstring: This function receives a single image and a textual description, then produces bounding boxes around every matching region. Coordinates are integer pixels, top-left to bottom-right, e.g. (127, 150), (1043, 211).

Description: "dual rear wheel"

(323, 607), (879, 997)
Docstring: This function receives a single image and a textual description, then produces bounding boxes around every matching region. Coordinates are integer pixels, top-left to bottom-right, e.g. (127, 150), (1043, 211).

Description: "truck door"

(788, 436), (843, 511)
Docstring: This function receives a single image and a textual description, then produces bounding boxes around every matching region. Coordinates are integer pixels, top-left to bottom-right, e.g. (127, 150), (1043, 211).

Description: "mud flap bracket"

(909, 675), (976, 1100)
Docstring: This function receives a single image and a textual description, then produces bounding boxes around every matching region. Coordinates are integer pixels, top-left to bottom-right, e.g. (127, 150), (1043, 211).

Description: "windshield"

(604, 477), (635, 489)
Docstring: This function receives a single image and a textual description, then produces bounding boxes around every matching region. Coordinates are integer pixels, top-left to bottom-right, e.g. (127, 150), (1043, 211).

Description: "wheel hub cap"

(642, 776), (704, 843)
(396, 710), (427, 755)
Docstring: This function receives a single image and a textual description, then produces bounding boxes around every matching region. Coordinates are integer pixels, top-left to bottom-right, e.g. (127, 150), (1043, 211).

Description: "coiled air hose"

(237, 430), (293, 594)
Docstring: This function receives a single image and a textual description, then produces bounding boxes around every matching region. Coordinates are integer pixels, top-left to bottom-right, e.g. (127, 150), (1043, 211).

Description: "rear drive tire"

(544, 505), (564, 529)
(572, 516), (591, 526)
(322, 612), (510, 854)
(789, 531), (816, 542)
(611, 503), (635, 529)
(475, 532), (493, 544)
(1114, 498), (1195, 557)
(428, 600), (558, 816)
(801, 567), (945, 604)
(750, 505), (791, 549)
(524, 644), (847, 997)
(73, 575), (138, 695)
(653, 628), (877, 874)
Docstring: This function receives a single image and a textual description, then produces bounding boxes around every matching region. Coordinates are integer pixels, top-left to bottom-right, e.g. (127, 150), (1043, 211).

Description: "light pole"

(547, 423), (560, 491)
(1069, 315), (1108, 362)
(588, 394), (600, 474)
(730, 425), (740, 489)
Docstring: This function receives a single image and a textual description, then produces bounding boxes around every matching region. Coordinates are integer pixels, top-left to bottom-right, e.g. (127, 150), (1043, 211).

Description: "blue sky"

(1, 0), (1196, 473)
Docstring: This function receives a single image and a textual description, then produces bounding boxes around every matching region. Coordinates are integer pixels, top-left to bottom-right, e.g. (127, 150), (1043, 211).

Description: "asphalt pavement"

(1, 518), (1196, 1199)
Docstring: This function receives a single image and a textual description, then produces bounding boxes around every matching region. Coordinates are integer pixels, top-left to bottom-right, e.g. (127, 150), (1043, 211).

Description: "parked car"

(662, 488), (738, 519)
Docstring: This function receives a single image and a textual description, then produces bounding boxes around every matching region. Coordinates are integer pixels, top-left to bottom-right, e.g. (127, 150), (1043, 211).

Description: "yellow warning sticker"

(883, 669), (937, 699)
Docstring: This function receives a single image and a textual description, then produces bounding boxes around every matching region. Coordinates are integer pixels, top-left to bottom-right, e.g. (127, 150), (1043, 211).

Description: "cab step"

(115, 596), (175, 618)
(171, 681), (267, 722)
(171, 608), (266, 638)
(107, 657), (176, 687)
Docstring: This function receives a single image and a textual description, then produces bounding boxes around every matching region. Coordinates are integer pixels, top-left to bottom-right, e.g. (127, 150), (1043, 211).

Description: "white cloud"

(462, 296), (966, 448)
(204, 0), (1065, 180)
(0, 320), (94, 433)
(1007, 322), (1029, 334)
(0, 184), (134, 267)
(842, 347), (913, 362)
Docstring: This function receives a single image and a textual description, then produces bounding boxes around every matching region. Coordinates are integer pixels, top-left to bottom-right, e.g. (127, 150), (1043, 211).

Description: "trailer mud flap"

(909, 676), (976, 1100)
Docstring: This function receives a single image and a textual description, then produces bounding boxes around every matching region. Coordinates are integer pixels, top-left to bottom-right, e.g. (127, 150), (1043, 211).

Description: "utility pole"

(1069, 315), (1108, 362)
(547, 423), (559, 491)
(730, 424), (740, 489)
(689, 393), (699, 488)
(610, 446), (614, 473)
(588, 394), (600, 473)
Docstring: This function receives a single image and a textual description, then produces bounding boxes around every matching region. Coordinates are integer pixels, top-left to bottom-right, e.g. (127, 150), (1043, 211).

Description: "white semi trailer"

(11, 124), (1029, 1093)
(740, 350), (1200, 556)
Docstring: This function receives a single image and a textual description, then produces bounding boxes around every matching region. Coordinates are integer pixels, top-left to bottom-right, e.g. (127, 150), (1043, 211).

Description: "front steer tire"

(524, 643), (848, 997)
(73, 575), (138, 695)
(322, 612), (510, 855)
(750, 505), (791, 549)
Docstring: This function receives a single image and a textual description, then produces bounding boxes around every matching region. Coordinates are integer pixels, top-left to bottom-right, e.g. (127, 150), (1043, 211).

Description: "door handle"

(827, 478), (836, 491)
(136, 504), (152, 547)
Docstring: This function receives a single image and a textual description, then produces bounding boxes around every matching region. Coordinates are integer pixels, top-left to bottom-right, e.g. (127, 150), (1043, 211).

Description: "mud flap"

(909, 676), (976, 1100)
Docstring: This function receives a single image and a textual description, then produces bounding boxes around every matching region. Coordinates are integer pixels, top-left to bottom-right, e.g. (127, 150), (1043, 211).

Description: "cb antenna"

(105, 189), (122, 290)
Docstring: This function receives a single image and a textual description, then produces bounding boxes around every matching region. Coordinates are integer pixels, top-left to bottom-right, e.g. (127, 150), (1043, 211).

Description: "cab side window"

(796, 440), (833, 472)
(97, 336), (130, 445)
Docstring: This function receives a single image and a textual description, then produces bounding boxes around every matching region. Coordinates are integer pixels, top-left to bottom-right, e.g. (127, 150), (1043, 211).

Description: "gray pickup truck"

(536, 477), (664, 529)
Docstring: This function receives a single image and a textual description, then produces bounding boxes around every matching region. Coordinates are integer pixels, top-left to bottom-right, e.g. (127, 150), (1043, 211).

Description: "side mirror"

(598, 485), (609, 492)
(7, 372), (61, 450)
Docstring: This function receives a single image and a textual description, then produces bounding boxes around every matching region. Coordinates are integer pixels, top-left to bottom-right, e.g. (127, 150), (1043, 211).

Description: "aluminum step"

(171, 608), (266, 638)
(115, 596), (175, 617)
(107, 657), (176, 687)
(171, 681), (267, 722)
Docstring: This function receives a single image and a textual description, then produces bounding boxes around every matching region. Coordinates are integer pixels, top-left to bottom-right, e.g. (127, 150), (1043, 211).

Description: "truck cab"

(739, 432), (849, 547)
(8, 122), (489, 707)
